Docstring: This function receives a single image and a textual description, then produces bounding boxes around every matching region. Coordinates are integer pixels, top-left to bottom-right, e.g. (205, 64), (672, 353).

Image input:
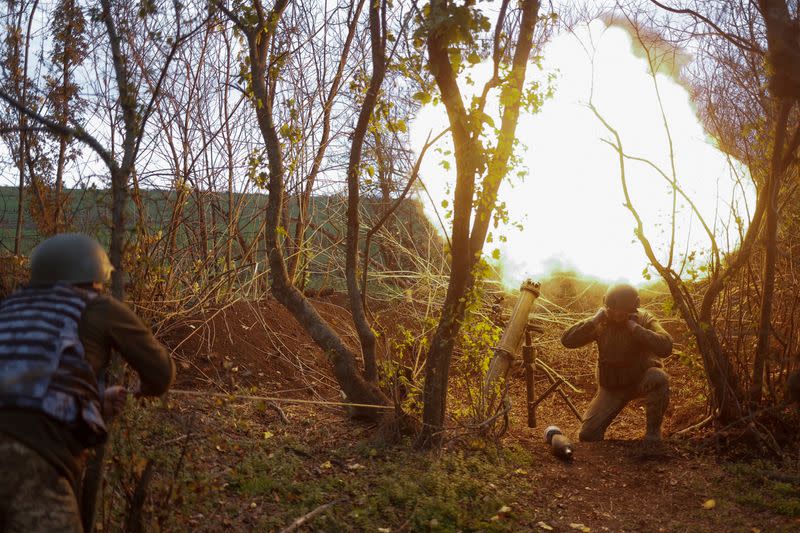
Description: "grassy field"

(0, 186), (435, 294)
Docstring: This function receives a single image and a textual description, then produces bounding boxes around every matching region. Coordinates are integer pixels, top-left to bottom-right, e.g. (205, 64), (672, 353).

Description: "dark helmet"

(29, 234), (113, 286)
(603, 283), (640, 312)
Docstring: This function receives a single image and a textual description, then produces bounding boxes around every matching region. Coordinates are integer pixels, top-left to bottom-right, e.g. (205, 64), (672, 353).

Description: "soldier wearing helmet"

(0, 234), (175, 532)
(561, 283), (672, 443)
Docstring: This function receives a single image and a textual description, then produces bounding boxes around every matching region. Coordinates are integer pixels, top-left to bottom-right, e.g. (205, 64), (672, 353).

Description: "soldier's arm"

(632, 312), (673, 358)
(560, 316), (599, 349)
(92, 297), (176, 396)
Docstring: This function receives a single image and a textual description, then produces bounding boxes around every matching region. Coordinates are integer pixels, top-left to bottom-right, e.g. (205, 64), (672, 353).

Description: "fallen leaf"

(490, 515), (500, 522)
(320, 461), (332, 469)
(377, 529), (391, 533)
(702, 499), (716, 510)
(263, 431), (273, 440)
(498, 505), (512, 514)
(537, 522), (554, 531)
(570, 523), (591, 532)
(514, 468), (528, 475)
(347, 463), (365, 470)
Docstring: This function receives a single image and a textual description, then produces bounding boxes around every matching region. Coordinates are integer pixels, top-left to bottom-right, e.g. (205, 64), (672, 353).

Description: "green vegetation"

(104, 395), (543, 532)
(725, 461), (800, 518)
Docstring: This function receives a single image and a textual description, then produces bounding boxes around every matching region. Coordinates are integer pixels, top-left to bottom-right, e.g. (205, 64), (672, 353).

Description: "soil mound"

(160, 294), (360, 396)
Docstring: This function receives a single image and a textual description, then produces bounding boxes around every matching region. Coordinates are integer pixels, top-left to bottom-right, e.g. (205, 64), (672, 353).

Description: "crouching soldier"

(0, 234), (175, 532)
(561, 283), (672, 443)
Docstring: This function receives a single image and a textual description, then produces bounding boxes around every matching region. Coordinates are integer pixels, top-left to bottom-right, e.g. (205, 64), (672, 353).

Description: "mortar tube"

(482, 279), (541, 409)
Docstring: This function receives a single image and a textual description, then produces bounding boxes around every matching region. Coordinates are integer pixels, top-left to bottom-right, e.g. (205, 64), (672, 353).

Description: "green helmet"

(29, 234), (113, 286)
(603, 283), (640, 312)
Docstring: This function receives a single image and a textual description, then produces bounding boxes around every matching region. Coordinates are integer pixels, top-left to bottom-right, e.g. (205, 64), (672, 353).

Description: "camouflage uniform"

(561, 308), (673, 441)
(0, 435), (82, 532)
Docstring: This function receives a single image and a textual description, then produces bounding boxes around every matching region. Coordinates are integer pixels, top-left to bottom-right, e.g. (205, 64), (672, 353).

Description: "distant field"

(0, 186), (433, 271)
(0, 185), (271, 254)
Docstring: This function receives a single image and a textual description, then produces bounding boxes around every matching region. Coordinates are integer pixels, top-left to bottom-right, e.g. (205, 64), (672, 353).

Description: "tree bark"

(13, 1), (40, 254)
(752, 102), (793, 403)
(344, 0), (386, 383)
(416, 0), (481, 448)
(750, 0), (799, 402)
(54, 29), (71, 234)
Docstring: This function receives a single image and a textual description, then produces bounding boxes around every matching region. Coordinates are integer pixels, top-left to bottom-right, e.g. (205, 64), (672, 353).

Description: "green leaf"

(413, 91), (432, 105)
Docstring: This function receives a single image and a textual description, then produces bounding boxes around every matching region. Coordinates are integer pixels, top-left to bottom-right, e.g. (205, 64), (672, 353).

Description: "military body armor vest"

(0, 284), (107, 446)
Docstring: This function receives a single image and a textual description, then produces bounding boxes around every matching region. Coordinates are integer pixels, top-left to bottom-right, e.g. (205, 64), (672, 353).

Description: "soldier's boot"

(644, 393), (668, 442)
(641, 368), (670, 442)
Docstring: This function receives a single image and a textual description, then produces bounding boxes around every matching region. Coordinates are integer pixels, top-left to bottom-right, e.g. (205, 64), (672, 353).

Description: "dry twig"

(279, 499), (343, 533)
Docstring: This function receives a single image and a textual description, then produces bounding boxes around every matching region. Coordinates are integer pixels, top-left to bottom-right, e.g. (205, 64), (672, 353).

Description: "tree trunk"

(415, 0), (480, 447)
(344, 0), (385, 383)
(417, 0), (541, 447)
(417, 281), (470, 447)
(660, 272), (744, 423)
(13, 0), (39, 254)
(54, 41), (70, 234)
(695, 320), (744, 423)
(232, 0), (387, 418)
(14, 140), (25, 255)
(752, 52), (794, 402)
(109, 165), (126, 299)
(223, 31), (235, 288)
(54, 136), (67, 233)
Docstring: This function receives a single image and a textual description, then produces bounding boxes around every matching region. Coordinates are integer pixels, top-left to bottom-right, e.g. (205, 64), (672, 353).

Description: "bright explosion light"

(410, 20), (753, 288)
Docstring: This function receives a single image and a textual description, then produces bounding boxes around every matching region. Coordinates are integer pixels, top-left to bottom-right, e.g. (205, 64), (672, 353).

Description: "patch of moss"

(724, 461), (800, 517)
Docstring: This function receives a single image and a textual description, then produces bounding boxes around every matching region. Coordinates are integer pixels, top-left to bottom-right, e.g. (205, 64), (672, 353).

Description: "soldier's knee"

(642, 367), (670, 393)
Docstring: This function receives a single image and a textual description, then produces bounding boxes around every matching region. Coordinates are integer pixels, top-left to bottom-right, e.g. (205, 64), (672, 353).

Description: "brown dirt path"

(498, 370), (799, 533)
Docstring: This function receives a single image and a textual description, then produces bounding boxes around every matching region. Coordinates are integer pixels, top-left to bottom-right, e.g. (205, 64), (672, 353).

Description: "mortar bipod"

(522, 326), (583, 428)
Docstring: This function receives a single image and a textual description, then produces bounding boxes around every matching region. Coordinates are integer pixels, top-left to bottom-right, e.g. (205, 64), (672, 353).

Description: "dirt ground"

(107, 294), (800, 532)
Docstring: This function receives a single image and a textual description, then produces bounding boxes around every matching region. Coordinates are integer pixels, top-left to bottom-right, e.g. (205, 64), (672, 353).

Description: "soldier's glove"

(103, 385), (129, 420)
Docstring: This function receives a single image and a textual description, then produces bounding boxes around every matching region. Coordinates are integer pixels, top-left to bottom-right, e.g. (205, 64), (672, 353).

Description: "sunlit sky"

(410, 20), (753, 287)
